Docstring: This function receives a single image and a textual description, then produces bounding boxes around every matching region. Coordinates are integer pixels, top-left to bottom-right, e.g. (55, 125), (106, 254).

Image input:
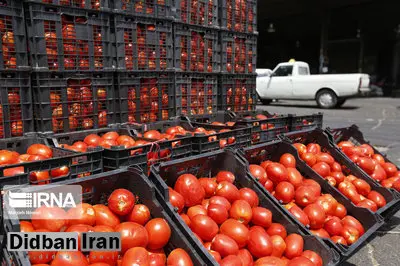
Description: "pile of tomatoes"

(337, 141), (400, 191)
(180, 0), (215, 27)
(225, 37), (254, 73)
(248, 151), (367, 246)
(123, 24), (168, 71)
(224, 79), (254, 113)
(21, 188), (194, 265)
(51, 79), (108, 132)
(226, 0), (255, 33)
(167, 170), (324, 265)
(0, 90), (24, 138)
(42, 0), (102, 10)
(293, 142), (387, 212)
(179, 79), (215, 116)
(1, 15), (16, 69)
(179, 31), (214, 73)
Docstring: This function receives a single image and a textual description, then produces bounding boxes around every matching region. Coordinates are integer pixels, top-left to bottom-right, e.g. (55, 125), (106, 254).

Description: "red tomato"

(288, 205), (310, 226)
(357, 157), (375, 175)
(284, 234), (304, 259)
(301, 153), (317, 167)
(238, 188), (259, 207)
(121, 247), (150, 266)
(247, 226), (273, 258)
(266, 163), (288, 184)
(330, 171), (345, 184)
(316, 152), (335, 165)
(84, 134), (102, 147)
(209, 196), (232, 211)
(315, 194), (338, 216)
(293, 143), (307, 156)
(180, 213), (191, 227)
(187, 205), (207, 220)
(312, 162), (331, 178)
(271, 235), (287, 257)
(260, 160), (273, 170)
(324, 216), (344, 236)
(310, 228), (330, 239)
(331, 162), (342, 172)
(331, 235), (347, 245)
(237, 249), (253, 266)
(211, 234), (240, 257)
(168, 188), (185, 213)
(251, 207), (272, 228)
(334, 203), (347, 219)
(359, 144), (374, 157)
(209, 250), (222, 263)
(128, 204), (150, 225)
(144, 130), (161, 140)
(287, 256), (314, 266)
(166, 248), (193, 266)
(148, 249), (167, 266)
(254, 256), (285, 266)
(67, 203), (96, 226)
(219, 255), (242, 266)
(20, 221), (34, 232)
(342, 216), (365, 236)
(31, 206), (66, 232)
(372, 154), (386, 166)
(199, 178), (217, 197)
(108, 189), (135, 216)
(287, 168), (304, 189)
(220, 219), (249, 248)
(50, 165), (69, 178)
(307, 143), (321, 154)
(264, 179), (274, 193)
(295, 186), (318, 207)
(174, 174), (205, 207)
(89, 251), (118, 265)
(371, 164), (387, 182)
(208, 204), (229, 225)
(280, 153), (296, 168)
(93, 204), (120, 228)
(267, 223), (287, 239)
(93, 225), (114, 232)
(303, 203), (326, 229)
(340, 225), (360, 245)
(249, 164), (268, 184)
(357, 199), (378, 212)
(229, 200), (253, 224)
(145, 218), (171, 249)
(50, 251), (88, 266)
(102, 131), (119, 140)
(216, 171), (236, 183)
(27, 144), (53, 159)
(216, 181), (240, 203)
(275, 181), (295, 204)
(367, 191), (387, 208)
(115, 222), (149, 254)
(190, 214), (219, 241)
(29, 230), (56, 264)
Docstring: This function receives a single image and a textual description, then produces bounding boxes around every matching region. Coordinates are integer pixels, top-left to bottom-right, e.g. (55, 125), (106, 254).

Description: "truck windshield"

(274, 66), (293, 77)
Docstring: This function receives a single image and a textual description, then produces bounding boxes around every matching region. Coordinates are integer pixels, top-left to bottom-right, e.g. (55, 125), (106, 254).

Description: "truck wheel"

(336, 99), (346, 107)
(316, 90), (337, 109)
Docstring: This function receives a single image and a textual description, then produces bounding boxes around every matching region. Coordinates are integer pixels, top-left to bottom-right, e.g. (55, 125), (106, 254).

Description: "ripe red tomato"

(341, 225), (360, 245)
(121, 247), (150, 266)
(324, 216), (344, 236)
(316, 152), (335, 165)
(29, 230), (56, 264)
(93, 204), (120, 228)
(331, 162), (342, 172)
(312, 162), (331, 178)
(166, 248), (193, 266)
(168, 188), (185, 213)
(280, 153), (296, 168)
(187, 205), (207, 220)
(357, 157), (375, 175)
(334, 203), (347, 219)
(303, 203), (326, 229)
(107, 188), (135, 216)
(209, 196), (231, 211)
(266, 163), (288, 184)
(211, 234), (240, 257)
(191, 214), (219, 241)
(148, 249), (167, 266)
(331, 235), (347, 245)
(367, 191), (386, 208)
(357, 199), (378, 212)
(371, 164), (387, 182)
(238, 188), (259, 207)
(295, 185), (319, 207)
(67, 203), (96, 226)
(115, 222), (149, 254)
(315, 194), (338, 216)
(267, 223), (287, 239)
(310, 228), (330, 238)
(249, 164), (268, 184)
(247, 226), (273, 258)
(208, 204), (229, 225)
(220, 219), (249, 248)
(342, 216), (365, 236)
(270, 235), (287, 257)
(288, 205), (310, 226)
(251, 207), (272, 228)
(264, 179), (274, 193)
(237, 249), (253, 266)
(216, 171), (236, 183)
(84, 134), (102, 147)
(301, 153), (317, 167)
(330, 171), (345, 184)
(287, 168), (304, 188)
(284, 233), (304, 259)
(66, 224), (94, 250)
(275, 181), (295, 204)
(372, 154), (386, 166)
(199, 178), (217, 197)
(27, 144), (53, 159)
(50, 251), (89, 266)
(93, 225), (114, 232)
(216, 181), (240, 203)
(209, 250), (222, 263)
(293, 143), (307, 156)
(307, 143), (321, 155)
(127, 204), (150, 225)
(229, 200), (253, 224)
(287, 256), (314, 266)
(31, 206), (66, 232)
(254, 256), (285, 266)
(20, 221), (34, 232)
(174, 174), (205, 207)
(145, 218), (171, 250)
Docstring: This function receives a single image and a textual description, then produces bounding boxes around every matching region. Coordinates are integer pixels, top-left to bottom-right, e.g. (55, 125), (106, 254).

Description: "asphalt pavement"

(257, 97), (400, 266)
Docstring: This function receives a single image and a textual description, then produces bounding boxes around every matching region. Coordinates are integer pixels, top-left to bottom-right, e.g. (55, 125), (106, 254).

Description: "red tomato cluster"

(293, 142), (387, 212)
(127, 0), (166, 15)
(179, 79), (215, 116)
(179, 31), (213, 72)
(0, 144), (69, 183)
(225, 37), (254, 73)
(51, 79), (108, 132)
(250, 152), (366, 246)
(167, 171), (324, 265)
(126, 78), (170, 123)
(225, 79), (254, 113)
(337, 141), (400, 191)
(0, 90), (24, 138)
(42, 0), (101, 9)
(1, 16), (17, 69)
(180, 0), (215, 27)
(226, 0), (255, 33)
(124, 24), (168, 71)
(21, 188), (193, 265)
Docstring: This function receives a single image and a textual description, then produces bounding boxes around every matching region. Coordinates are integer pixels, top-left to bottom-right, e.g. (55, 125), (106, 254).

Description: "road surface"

(257, 97), (400, 266)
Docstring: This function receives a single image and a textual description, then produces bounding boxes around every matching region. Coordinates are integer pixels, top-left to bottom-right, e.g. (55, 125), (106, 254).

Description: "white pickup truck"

(256, 61), (371, 109)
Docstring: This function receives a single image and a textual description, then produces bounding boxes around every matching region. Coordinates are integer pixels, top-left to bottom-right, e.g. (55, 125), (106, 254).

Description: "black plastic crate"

(115, 71), (175, 124)
(0, 71), (34, 139)
(113, 0), (171, 19)
(114, 14), (173, 71)
(32, 71), (117, 134)
(282, 128), (400, 221)
(0, 135), (102, 187)
(172, 0), (218, 28)
(239, 140), (385, 262)
(173, 23), (219, 73)
(218, 73), (257, 112)
(25, 0), (112, 11)
(0, 1), (29, 70)
(1, 168), (210, 266)
(175, 72), (218, 117)
(25, 3), (115, 71)
(290, 113), (324, 131)
(219, 0), (257, 34)
(220, 31), (257, 74)
(149, 149), (340, 266)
